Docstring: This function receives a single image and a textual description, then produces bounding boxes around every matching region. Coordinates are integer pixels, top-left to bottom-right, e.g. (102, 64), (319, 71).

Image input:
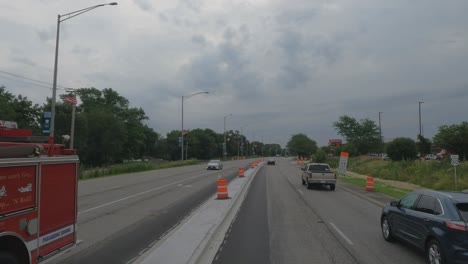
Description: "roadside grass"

(337, 156), (468, 191)
(80, 160), (204, 180)
(339, 176), (411, 199)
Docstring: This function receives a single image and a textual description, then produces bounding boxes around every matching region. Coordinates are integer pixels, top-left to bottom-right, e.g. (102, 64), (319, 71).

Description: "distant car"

(207, 160), (223, 170)
(267, 158), (276, 165)
(381, 190), (468, 264)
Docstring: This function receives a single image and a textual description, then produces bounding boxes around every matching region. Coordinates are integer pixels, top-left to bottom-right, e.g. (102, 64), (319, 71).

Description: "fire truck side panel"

(38, 162), (77, 257)
(0, 165), (37, 215)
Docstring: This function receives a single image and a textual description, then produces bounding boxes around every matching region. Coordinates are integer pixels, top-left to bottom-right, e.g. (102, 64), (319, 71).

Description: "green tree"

(386, 137), (417, 161)
(433, 122), (468, 161)
(185, 128), (219, 160)
(165, 130), (183, 161)
(0, 86), (41, 133)
(287, 134), (318, 157)
(417, 134), (432, 156)
(333, 115), (381, 155)
(82, 109), (127, 165)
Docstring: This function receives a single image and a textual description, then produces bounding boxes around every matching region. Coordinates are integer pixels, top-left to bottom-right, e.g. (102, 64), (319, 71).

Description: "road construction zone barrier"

(366, 176), (375, 191)
(250, 162), (255, 168)
(217, 178), (229, 199)
(238, 167), (244, 177)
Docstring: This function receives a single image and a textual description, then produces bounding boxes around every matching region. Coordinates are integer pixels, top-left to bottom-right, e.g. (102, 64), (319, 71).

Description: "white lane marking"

(78, 171), (214, 215)
(101, 185), (122, 192)
(330, 222), (354, 245)
(297, 189), (304, 195)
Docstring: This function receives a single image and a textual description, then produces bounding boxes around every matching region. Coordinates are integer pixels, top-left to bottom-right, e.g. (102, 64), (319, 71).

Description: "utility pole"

(261, 136), (264, 157)
(240, 125), (247, 158)
(181, 91), (209, 161)
(419, 101), (424, 136)
(379, 112), (383, 152)
(223, 114), (232, 159)
(185, 139), (188, 160)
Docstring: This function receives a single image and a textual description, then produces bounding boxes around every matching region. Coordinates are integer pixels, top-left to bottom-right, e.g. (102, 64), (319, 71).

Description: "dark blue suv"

(381, 190), (468, 264)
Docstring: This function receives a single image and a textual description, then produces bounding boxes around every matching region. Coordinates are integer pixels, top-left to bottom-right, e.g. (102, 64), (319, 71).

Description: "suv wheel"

(427, 239), (444, 264)
(381, 217), (394, 242)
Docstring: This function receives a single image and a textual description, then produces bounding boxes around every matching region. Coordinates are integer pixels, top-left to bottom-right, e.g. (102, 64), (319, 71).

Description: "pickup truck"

(301, 163), (336, 191)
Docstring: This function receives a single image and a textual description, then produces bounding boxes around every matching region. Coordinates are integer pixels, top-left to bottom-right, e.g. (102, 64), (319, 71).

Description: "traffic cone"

(366, 177), (375, 191)
(238, 167), (245, 177)
(217, 178), (229, 199)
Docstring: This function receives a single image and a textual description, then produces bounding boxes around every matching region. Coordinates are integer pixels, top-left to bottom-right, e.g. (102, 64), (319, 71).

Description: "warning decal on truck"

(0, 165), (36, 214)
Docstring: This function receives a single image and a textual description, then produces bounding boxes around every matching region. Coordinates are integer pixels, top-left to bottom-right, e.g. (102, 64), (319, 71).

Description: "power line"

(0, 69), (74, 90)
(0, 75), (60, 90)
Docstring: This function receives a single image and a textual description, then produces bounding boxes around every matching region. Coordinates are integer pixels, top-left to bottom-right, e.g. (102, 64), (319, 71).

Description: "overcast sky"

(1, 0), (468, 146)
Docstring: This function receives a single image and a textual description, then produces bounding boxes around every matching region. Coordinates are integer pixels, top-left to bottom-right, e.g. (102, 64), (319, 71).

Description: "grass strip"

(80, 160), (204, 180)
(339, 176), (411, 199)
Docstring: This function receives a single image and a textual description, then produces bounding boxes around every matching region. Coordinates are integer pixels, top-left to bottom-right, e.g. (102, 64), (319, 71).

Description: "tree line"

(285, 114), (467, 162)
(331, 115), (467, 161)
(3, 85), (465, 165)
(0, 86), (284, 166)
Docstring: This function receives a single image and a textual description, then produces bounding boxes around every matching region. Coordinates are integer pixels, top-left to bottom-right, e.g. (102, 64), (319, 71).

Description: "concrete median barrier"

(133, 162), (264, 264)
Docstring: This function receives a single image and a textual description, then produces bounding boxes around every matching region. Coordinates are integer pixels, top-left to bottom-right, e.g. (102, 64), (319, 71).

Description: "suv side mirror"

(390, 201), (398, 207)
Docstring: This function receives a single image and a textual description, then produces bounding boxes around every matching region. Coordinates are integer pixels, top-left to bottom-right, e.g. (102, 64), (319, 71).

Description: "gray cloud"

(191, 34), (207, 45)
(10, 56), (37, 67)
(37, 28), (55, 42)
(2, 0), (468, 146)
(158, 12), (169, 23)
(133, 0), (152, 11)
(72, 46), (94, 56)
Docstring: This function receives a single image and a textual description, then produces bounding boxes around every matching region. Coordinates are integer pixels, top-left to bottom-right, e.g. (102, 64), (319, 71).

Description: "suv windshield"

(456, 203), (468, 221)
(308, 165), (330, 172)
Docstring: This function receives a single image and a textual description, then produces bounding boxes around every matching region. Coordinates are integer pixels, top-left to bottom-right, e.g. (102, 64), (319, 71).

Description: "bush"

(386, 137), (417, 161)
(314, 150), (327, 163)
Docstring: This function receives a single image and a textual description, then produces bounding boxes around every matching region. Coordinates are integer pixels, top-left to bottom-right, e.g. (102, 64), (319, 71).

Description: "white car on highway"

(207, 160), (223, 170)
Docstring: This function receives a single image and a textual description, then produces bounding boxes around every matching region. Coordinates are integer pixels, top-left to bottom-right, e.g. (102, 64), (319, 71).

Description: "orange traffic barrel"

(217, 178), (229, 199)
(366, 176), (375, 191)
(250, 162), (255, 168)
(238, 167), (245, 177)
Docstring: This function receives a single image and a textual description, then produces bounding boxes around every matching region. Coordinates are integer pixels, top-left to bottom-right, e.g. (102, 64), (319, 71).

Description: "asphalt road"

(213, 158), (427, 264)
(50, 159), (252, 264)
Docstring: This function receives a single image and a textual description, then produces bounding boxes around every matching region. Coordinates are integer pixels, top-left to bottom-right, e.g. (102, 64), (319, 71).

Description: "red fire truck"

(0, 122), (79, 264)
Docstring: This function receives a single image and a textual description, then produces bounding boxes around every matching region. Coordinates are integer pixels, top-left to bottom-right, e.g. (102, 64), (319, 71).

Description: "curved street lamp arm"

(183, 91), (209, 99)
(60, 3), (117, 22)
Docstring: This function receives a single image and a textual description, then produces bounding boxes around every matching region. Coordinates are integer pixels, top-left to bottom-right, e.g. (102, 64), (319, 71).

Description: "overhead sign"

(338, 152), (349, 176)
(42, 112), (51, 134)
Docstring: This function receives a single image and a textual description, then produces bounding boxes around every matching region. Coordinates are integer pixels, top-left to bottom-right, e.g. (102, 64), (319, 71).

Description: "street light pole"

(223, 114), (232, 159)
(48, 2), (118, 155)
(181, 96), (184, 161)
(240, 125), (247, 158)
(181, 91), (209, 161)
(419, 101), (424, 136)
(379, 112), (383, 151)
